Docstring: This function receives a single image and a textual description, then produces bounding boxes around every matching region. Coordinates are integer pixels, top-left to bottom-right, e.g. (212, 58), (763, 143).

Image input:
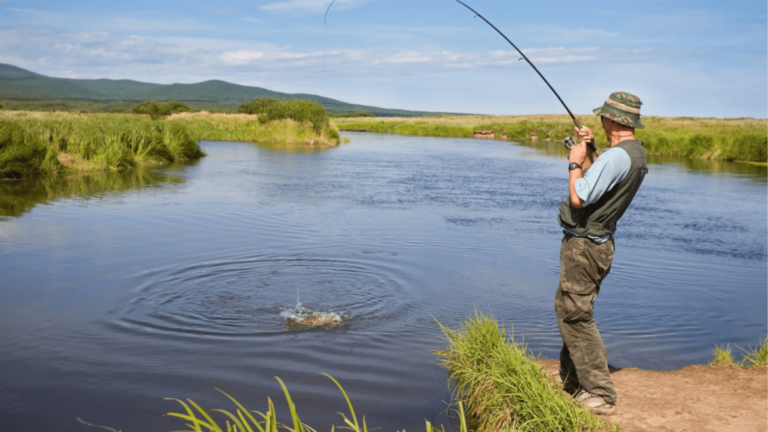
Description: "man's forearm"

(569, 169), (584, 208)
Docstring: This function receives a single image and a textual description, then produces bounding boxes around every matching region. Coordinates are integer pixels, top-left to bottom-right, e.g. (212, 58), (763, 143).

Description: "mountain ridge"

(0, 63), (455, 116)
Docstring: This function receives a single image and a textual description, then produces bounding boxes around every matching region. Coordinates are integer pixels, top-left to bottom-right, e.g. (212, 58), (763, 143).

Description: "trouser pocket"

(555, 236), (614, 322)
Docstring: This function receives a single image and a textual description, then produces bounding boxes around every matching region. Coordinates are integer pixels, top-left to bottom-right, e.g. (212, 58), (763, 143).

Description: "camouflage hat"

(593, 91), (645, 129)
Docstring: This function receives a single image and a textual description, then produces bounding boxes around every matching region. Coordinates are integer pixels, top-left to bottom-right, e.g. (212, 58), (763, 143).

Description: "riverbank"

(336, 115), (768, 163)
(435, 311), (767, 432)
(0, 111), (340, 179)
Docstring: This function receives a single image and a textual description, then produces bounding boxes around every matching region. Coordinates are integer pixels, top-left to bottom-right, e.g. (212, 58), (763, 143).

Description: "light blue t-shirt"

(561, 146), (632, 243)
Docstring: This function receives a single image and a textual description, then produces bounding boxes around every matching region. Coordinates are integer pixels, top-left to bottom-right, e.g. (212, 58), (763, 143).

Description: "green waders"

(555, 234), (618, 405)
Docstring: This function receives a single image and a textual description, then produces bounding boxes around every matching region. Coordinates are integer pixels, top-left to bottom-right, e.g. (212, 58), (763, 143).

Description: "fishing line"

(454, 0), (586, 130)
(324, 0), (338, 97)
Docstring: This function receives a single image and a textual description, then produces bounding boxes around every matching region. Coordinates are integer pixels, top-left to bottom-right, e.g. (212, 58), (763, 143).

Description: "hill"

(0, 63), (454, 117)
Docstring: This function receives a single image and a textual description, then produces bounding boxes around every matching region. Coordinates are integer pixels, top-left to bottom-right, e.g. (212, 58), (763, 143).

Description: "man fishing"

(554, 92), (648, 416)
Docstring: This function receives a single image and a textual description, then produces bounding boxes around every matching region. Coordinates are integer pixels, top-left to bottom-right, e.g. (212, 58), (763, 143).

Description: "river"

(1, 132), (765, 431)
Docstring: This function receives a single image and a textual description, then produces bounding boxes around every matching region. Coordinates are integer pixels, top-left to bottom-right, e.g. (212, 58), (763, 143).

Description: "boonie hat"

(593, 92), (645, 129)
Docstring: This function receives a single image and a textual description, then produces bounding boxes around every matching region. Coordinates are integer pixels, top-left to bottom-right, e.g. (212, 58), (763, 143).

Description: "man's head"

(593, 92), (644, 130)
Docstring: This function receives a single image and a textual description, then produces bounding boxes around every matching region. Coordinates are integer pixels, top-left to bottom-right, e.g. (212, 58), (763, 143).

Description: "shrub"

(132, 101), (190, 120)
(238, 97), (281, 115)
(238, 98), (330, 133)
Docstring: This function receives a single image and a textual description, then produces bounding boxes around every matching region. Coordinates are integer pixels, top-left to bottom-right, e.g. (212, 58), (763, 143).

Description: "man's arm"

(568, 143), (588, 208)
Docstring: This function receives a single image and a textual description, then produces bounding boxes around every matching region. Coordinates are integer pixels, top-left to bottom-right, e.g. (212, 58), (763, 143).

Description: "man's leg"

(555, 236), (617, 405)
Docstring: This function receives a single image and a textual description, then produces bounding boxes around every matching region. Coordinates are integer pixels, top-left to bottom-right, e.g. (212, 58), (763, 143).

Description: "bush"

(239, 97), (330, 133)
(238, 97), (281, 115)
(132, 101), (190, 120)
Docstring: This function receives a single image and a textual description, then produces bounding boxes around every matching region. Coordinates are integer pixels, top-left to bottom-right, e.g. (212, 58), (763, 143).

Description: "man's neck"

(609, 133), (635, 147)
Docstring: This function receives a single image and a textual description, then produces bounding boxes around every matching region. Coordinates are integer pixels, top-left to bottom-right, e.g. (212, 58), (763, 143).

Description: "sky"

(0, 0), (766, 118)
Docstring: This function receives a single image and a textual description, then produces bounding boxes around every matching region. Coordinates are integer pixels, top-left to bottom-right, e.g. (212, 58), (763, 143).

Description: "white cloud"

(0, 28), (762, 117)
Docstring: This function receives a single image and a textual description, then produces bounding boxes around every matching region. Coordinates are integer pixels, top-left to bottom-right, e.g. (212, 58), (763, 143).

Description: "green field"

(337, 114), (768, 162)
(0, 110), (340, 180)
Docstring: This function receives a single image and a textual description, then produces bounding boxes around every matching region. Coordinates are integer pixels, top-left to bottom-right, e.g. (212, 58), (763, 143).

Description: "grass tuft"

(434, 310), (618, 432)
(709, 344), (736, 366)
(738, 338), (768, 368)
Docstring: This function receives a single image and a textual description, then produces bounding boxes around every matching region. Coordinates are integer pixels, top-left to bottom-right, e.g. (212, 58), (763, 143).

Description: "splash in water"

(280, 295), (345, 330)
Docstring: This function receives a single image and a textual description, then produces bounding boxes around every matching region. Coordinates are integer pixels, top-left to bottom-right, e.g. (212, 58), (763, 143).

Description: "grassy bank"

(0, 110), (340, 179)
(0, 111), (204, 179)
(337, 115), (768, 162)
(435, 311), (616, 432)
(169, 111), (340, 146)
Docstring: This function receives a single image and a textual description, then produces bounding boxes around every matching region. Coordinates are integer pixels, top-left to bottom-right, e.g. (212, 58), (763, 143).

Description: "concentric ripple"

(109, 253), (418, 338)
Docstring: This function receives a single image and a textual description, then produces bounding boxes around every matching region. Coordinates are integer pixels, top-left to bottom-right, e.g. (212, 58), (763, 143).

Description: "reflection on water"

(0, 166), (187, 217)
(255, 141), (339, 154)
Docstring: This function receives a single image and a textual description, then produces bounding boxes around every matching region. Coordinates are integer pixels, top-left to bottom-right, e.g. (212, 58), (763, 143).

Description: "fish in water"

(280, 298), (345, 330)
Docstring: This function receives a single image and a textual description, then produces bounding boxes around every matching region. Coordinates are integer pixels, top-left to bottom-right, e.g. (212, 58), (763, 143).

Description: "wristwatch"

(568, 162), (583, 171)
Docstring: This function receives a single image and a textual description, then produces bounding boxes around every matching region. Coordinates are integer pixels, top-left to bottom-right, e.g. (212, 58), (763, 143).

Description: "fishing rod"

(454, 0), (597, 153)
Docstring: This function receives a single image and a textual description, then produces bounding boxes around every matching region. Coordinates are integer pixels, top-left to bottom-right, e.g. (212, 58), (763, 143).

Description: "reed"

(434, 310), (618, 432)
(337, 115), (767, 162)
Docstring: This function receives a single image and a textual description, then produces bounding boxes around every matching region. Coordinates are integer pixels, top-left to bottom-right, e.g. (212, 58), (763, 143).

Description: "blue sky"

(1, 0), (766, 117)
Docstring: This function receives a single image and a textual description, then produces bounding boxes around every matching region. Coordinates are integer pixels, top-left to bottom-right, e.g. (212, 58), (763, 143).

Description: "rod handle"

(572, 116), (598, 155)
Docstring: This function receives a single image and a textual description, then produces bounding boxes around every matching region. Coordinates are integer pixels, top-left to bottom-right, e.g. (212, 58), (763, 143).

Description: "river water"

(1, 133), (766, 431)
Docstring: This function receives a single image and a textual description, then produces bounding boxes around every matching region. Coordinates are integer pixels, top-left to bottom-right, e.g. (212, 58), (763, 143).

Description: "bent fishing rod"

(454, 0), (596, 153)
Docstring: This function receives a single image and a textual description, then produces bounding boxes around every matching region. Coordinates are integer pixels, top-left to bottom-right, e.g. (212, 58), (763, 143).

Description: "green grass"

(238, 98), (331, 134)
(738, 338), (768, 368)
(0, 110), (341, 179)
(168, 112), (340, 146)
(434, 310), (618, 432)
(709, 344), (736, 366)
(0, 111), (204, 179)
(162, 374), (466, 432)
(337, 115), (768, 162)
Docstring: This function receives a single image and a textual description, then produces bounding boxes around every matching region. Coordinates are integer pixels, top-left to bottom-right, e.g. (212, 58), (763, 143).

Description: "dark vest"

(557, 140), (647, 238)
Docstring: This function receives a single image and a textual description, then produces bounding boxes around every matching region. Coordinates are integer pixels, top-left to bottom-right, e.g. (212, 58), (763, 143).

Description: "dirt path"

(537, 359), (767, 432)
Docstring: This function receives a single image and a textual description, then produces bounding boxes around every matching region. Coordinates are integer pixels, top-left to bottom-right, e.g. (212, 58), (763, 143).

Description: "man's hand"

(569, 142), (588, 165)
(575, 126), (594, 144)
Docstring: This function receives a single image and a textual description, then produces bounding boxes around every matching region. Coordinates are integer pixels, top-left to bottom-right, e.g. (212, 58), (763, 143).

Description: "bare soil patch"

(537, 359), (767, 432)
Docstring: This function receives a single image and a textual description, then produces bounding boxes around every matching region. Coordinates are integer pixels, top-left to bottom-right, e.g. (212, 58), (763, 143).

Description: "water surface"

(1, 133), (765, 431)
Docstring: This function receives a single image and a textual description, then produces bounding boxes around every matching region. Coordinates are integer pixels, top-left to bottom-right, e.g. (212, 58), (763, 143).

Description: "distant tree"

(0, 102), (4, 110)
(238, 97), (281, 115)
(132, 101), (190, 120)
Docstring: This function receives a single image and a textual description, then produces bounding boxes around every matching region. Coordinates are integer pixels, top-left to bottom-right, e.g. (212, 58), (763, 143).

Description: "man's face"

(601, 116), (611, 137)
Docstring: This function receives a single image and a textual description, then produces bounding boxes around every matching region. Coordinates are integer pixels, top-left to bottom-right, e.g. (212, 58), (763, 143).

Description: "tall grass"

(238, 98), (332, 134)
(0, 111), (204, 179)
(169, 112), (340, 146)
(0, 110), (341, 179)
(337, 115), (767, 162)
(709, 344), (735, 366)
(738, 338), (768, 368)
(434, 311), (617, 432)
